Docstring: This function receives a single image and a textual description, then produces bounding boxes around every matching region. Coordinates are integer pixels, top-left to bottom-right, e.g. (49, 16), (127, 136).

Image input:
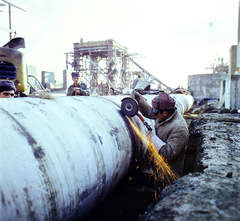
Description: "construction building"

(64, 39), (172, 95)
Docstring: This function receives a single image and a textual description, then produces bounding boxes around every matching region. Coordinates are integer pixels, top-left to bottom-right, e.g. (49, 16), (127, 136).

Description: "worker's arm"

(147, 127), (188, 161)
(78, 88), (89, 96)
(131, 91), (156, 119)
(159, 127), (188, 160)
(147, 131), (166, 152)
(67, 86), (75, 96)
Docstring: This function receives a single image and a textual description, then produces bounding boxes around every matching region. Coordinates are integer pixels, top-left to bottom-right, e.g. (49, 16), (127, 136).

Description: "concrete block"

(225, 73), (240, 110)
(230, 74), (240, 110)
(219, 80), (225, 102)
(41, 71), (55, 88)
(225, 74), (232, 109)
(63, 69), (72, 91)
(229, 45), (237, 75)
(188, 73), (227, 99)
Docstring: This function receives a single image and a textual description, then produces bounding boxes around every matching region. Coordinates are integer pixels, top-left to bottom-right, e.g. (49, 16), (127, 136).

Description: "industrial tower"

(65, 39), (172, 95)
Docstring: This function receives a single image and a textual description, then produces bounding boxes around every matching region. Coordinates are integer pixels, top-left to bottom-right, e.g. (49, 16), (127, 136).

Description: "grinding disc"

(121, 97), (139, 117)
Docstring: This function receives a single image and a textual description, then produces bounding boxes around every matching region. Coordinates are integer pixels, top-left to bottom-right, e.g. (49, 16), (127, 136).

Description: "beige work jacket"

(138, 96), (189, 177)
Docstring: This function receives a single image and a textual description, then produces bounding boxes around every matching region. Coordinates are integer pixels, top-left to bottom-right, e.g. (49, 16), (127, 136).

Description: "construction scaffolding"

(64, 39), (172, 95)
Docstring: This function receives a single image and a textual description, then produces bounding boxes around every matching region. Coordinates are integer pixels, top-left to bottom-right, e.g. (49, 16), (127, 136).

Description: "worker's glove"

(131, 90), (141, 101)
(146, 131), (166, 152)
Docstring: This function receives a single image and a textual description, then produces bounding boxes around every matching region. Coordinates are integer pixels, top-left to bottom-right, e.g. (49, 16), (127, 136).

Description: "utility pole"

(208, 22), (214, 67)
(237, 0), (240, 72)
(1, 0), (26, 40)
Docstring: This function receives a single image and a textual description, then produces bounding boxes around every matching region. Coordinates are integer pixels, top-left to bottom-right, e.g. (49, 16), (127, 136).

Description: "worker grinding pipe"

(131, 91), (189, 178)
(67, 72), (90, 96)
(0, 80), (16, 98)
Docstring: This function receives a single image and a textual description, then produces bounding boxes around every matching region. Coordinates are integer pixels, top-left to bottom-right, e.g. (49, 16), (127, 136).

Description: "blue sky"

(0, 0), (238, 88)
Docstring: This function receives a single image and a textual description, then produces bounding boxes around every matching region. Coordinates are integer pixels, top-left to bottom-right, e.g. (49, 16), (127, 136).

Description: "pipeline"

(0, 93), (193, 221)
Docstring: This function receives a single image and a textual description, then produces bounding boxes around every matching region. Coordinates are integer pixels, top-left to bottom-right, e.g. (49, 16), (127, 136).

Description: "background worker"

(0, 80), (16, 98)
(67, 72), (90, 96)
(132, 74), (141, 89)
(131, 91), (189, 178)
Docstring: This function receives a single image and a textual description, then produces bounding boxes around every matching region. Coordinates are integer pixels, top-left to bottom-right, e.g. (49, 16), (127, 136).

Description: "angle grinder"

(121, 97), (152, 131)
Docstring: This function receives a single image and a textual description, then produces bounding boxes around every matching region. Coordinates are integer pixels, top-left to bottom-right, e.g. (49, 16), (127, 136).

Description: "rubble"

(138, 103), (240, 221)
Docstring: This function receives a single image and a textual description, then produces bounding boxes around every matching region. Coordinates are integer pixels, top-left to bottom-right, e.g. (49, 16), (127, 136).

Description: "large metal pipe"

(0, 94), (193, 221)
(170, 94), (194, 114)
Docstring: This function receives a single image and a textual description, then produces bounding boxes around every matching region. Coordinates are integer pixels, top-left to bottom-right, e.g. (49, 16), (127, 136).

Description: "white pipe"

(171, 94), (195, 114)
(0, 94), (193, 220)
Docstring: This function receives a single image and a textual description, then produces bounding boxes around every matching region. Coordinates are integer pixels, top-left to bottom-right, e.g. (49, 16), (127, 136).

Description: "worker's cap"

(0, 80), (16, 91)
(71, 72), (80, 77)
(152, 92), (175, 110)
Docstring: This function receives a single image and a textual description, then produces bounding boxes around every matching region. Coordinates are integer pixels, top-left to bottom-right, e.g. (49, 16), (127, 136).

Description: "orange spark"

(129, 119), (179, 183)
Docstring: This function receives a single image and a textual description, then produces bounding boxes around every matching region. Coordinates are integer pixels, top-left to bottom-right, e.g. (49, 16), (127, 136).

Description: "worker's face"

(0, 90), (15, 98)
(72, 76), (80, 85)
(153, 108), (168, 121)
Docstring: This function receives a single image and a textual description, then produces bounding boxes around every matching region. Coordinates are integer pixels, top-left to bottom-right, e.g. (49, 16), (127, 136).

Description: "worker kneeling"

(131, 91), (189, 177)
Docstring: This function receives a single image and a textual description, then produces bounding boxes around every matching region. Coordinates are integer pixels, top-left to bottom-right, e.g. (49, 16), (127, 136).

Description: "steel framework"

(65, 39), (172, 95)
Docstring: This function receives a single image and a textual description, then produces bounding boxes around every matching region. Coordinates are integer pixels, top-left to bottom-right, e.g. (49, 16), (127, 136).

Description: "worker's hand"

(75, 89), (81, 95)
(73, 87), (82, 94)
(146, 132), (166, 153)
(131, 90), (141, 101)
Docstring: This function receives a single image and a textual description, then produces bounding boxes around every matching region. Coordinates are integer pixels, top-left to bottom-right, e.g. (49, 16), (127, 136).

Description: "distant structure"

(188, 1), (240, 111)
(237, 0), (240, 72)
(223, 0), (240, 111)
(64, 39), (172, 95)
(188, 73), (227, 100)
(208, 22), (214, 65)
(205, 57), (229, 74)
(41, 71), (55, 89)
(27, 65), (37, 86)
(0, 0), (26, 40)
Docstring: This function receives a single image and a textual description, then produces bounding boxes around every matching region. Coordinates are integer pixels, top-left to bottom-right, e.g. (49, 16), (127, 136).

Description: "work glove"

(147, 131), (166, 153)
(131, 90), (141, 101)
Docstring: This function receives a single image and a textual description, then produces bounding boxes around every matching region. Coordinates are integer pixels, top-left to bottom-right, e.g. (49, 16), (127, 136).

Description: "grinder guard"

(121, 97), (139, 117)
(121, 97), (153, 131)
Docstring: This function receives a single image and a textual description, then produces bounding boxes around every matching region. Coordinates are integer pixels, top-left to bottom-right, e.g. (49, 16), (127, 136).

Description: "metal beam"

(2, 0), (26, 12)
(129, 58), (173, 92)
(1, 0), (26, 39)
(0, 26), (14, 33)
(89, 57), (116, 89)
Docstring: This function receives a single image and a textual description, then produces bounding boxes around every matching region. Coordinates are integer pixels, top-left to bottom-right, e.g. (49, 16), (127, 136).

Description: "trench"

(81, 117), (203, 221)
